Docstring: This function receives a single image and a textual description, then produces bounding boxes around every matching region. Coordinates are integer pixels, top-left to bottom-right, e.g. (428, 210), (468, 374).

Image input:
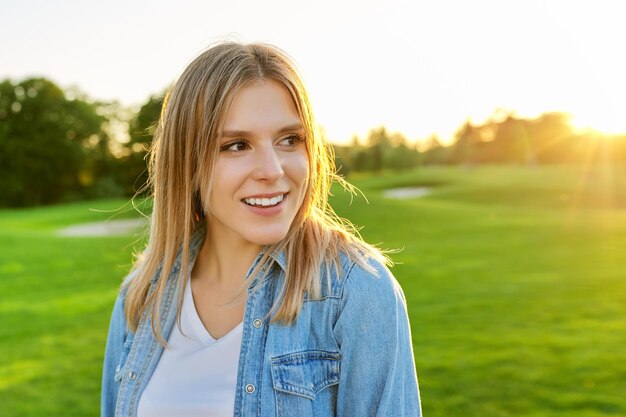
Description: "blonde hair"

(123, 42), (388, 343)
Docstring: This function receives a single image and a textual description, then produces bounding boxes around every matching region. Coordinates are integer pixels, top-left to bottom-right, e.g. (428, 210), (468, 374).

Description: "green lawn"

(1, 165), (625, 416)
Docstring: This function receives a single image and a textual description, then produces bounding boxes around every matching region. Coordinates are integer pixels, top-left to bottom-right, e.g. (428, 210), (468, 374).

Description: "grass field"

(1, 165), (625, 416)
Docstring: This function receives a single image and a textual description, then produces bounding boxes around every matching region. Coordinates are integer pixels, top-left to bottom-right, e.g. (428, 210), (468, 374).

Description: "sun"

(570, 111), (626, 136)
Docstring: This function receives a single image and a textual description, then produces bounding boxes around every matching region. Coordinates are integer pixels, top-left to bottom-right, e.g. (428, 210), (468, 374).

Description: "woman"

(101, 42), (421, 417)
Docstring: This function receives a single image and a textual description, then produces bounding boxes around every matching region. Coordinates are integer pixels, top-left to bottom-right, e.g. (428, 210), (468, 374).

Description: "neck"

(193, 221), (263, 287)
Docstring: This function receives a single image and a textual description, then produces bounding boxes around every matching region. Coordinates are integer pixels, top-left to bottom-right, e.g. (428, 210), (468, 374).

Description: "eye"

(278, 134), (305, 147)
(220, 139), (250, 152)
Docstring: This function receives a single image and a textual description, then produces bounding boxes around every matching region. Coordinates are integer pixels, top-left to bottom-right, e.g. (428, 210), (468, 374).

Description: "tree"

(492, 115), (534, 164)
(422, 134), (450, 165)
(0, 78), (105, 206)
(385, 132), (419, 170)
(527, 112), (575, 163)
(451, 120), (481, 165)
(365, 126), (392, 171)
(119, 94), (164, 195)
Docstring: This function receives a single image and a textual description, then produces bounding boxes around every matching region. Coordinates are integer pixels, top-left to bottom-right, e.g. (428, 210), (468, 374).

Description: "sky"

(2, 0), (625, 144)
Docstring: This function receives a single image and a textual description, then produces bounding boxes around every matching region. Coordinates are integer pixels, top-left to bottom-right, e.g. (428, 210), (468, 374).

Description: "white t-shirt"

(138, 279), (243, 417)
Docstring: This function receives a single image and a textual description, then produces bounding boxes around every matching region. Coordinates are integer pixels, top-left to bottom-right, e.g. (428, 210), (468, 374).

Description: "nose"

(252, 144), (284, 182)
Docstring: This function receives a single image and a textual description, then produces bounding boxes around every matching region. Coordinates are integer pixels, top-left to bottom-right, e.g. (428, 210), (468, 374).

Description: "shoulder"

(330, 251), (411, 347)
(108, 285), (130, 337)
(108, 265), (138, 335)
(320, 247), (405, 309)
(341, 254), (405, 307)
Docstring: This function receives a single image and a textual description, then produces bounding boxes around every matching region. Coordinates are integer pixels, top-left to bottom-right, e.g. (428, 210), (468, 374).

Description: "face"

(204, 79), (309, 250)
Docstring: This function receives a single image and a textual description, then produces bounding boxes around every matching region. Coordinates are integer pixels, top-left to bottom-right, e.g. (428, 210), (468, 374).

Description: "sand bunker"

(57, 218), (147, 237)
(382, 187), (431, 199)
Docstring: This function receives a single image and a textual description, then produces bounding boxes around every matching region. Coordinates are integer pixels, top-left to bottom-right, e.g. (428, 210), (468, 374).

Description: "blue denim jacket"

(101, 228), (421, 416)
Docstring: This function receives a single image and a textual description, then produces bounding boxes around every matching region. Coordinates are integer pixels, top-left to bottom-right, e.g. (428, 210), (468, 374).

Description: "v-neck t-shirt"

(137, 279), (243, 417)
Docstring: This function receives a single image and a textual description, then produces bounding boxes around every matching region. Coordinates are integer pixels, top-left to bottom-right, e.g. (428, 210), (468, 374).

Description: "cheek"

(204, 161), (243, 211)
(289, 153), (311, 215)
(289, 151), (310, 186)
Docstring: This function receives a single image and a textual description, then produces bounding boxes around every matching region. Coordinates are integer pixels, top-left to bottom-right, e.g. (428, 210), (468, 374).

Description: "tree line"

(335, 113), (626, 175)
(0, 78), (157, 207)
(1, 77), (624, 207)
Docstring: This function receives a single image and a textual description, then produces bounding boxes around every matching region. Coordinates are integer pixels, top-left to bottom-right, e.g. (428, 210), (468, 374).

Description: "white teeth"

(244, 194), (284, 207)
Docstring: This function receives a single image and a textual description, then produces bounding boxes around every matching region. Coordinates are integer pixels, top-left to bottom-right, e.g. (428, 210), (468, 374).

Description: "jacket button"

(253, 319), (263, 328)
(245, 384), (256, 394)
(128, 371), (137, 381)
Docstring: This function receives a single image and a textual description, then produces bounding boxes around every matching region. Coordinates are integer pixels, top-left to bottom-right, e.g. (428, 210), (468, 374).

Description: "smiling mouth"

(243, 193), (286, 207)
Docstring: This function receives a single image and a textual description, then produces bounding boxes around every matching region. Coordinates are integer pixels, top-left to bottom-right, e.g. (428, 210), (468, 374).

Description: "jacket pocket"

(271, 350), (340, 417)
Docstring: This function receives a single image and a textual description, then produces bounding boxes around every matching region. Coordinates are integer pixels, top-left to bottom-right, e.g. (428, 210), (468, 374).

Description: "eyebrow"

(221, 123), (304, 138)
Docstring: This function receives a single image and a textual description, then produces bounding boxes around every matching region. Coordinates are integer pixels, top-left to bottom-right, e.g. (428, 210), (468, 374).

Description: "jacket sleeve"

(332, 260), (422, 416)
(101, 292), (127, 417)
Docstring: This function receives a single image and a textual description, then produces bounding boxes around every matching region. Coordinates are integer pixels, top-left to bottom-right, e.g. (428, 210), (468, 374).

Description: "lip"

(242, 193), (287, 217)
(241, 191), (288, 200)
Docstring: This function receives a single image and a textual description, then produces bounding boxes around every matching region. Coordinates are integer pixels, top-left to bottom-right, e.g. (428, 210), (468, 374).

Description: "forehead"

(222, 79), (301, 132)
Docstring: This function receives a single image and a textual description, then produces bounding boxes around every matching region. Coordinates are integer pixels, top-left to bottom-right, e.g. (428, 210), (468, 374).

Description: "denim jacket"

(101, 228), (421, 416)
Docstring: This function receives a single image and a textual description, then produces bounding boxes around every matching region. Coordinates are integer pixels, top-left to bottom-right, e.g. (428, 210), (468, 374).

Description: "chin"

(248, 229), (289, 246)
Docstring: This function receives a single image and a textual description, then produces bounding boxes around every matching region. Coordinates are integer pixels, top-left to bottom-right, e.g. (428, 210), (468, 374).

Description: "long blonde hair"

(123, 42), (388, 343)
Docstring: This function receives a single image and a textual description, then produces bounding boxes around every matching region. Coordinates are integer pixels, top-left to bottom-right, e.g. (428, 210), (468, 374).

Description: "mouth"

(242, 193), (286, 208)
